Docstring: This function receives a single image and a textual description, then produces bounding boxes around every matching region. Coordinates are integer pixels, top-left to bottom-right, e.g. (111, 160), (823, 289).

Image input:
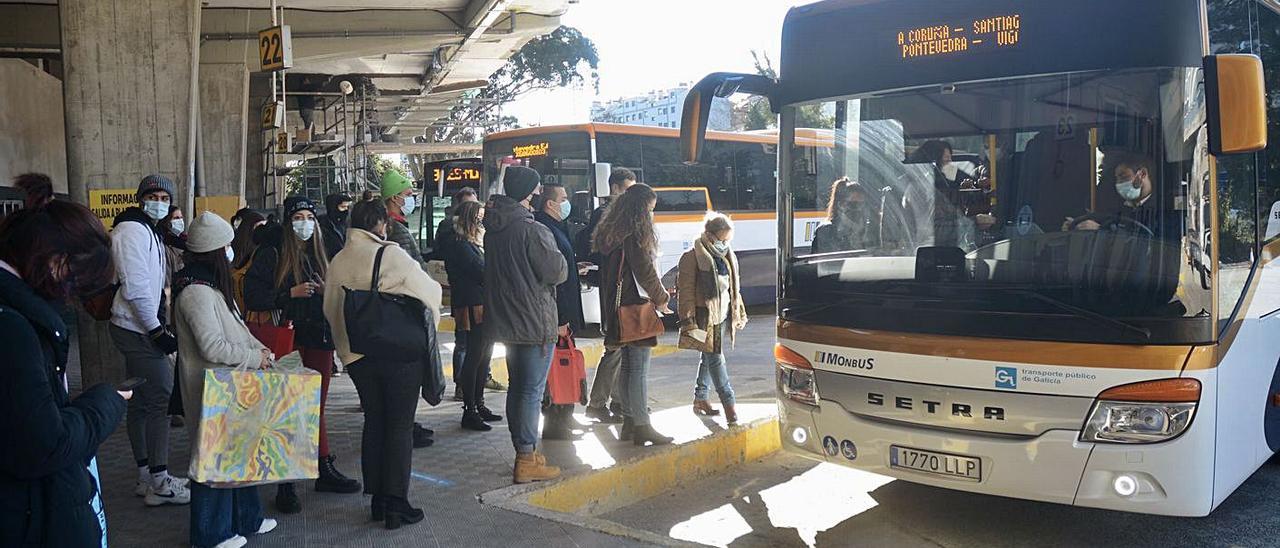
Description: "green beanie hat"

(380, 169), (413, 199)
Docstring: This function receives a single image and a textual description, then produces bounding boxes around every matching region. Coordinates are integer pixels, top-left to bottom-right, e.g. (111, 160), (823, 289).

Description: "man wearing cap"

(483, 165), (568, 483)
(109, 174), (191, 507)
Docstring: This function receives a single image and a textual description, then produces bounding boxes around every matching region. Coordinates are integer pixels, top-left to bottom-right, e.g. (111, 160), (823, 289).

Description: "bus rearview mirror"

(593, 162), (612, 198)
(1205, 54), (1267, 156)
(680, 72), (779, 164)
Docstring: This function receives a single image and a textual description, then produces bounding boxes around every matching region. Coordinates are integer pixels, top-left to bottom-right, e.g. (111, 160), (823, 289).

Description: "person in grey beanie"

(109, 174), (192, 507)
(483, 166), (568, 483)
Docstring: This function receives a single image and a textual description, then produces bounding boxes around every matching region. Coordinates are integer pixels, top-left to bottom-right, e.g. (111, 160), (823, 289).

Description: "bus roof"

(485, 122), (832, 147)
(777, 0), (1201, 106)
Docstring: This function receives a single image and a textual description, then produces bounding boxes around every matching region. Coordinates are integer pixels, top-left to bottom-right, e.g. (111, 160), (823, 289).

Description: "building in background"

(591, 83), (732, 130)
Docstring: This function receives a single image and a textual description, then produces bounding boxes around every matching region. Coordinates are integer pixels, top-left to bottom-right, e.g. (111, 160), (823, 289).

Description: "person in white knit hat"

(171, 211), (278, 548)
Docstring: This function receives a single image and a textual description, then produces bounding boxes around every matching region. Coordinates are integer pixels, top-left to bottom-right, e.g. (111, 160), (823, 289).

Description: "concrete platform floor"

(88, 318), (780, 547)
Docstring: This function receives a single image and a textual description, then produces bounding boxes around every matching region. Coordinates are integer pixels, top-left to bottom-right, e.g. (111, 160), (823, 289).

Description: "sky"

(503, 0), (803, 126)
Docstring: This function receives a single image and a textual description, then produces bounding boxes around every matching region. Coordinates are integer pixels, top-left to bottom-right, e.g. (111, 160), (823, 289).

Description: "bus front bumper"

(777, 398), (1216, 517)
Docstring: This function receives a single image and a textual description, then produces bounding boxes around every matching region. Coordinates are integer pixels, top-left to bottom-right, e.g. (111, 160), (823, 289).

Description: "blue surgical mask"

(401, 195), (417, 216)
(225, 247), (235, 263)
(292, 219), (316, 241)
(169, 218), (185, 236)
(1115, 179), (1143, 202)
(143, 200), (169, 221)
(559, 200), (572, 220)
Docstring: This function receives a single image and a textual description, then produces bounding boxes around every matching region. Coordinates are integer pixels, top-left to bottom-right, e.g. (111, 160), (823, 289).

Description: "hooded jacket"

(110, 206), (168, 335)
(482, 195), (567, 345)
(535, 210), (584, 331)
(0, 268), (126, 547)
(318, 195), (349, 260)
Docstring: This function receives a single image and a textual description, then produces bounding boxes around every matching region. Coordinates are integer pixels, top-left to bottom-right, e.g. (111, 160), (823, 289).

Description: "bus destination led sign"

(512, 142), (550, 158)
(433, 167), (481, 184)
(898, 14), (1021, 59)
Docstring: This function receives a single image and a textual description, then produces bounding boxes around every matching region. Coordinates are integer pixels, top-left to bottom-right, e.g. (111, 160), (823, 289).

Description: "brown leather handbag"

(614, 249), (664, 343)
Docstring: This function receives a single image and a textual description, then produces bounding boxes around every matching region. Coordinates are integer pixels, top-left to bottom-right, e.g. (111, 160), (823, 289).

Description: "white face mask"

(143, 200), (169, 221)
(292, 219), (316, 241)
(401, 195), (417, 216)
(169, 219), (185, 236)
(941, 163), (959, 181)
(558, 200), (572, 220)
(1116, 178), (1143, 202)
(225, 246), (235, 263)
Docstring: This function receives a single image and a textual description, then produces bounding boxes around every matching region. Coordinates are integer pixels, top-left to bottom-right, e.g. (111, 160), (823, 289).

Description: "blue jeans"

(506, 343), (554, 453)
(620, 345), (654, 426)
(695, 324), (735, 405)
(189, 482), (263, 548)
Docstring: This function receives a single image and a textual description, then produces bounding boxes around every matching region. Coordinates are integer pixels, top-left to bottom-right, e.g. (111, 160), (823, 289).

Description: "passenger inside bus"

(811, 178), (873, 254)
(918, 140), (997, 232)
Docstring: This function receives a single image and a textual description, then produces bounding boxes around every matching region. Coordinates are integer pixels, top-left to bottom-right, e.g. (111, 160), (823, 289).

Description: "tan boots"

(692, 400), (721, 416)
(513, 451), (560, 484)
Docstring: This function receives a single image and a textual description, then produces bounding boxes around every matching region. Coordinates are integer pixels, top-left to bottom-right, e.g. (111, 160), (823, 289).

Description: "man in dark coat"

(534, 183), (586, 440)
(318, 193), (353, 260)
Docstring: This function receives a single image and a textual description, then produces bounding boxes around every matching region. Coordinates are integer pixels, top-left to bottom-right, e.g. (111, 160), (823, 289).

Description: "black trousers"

(348, 357), (420, 499)
(460, 322), (494, 409)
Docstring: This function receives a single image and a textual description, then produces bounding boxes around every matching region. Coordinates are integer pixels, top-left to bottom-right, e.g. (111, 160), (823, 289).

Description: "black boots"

(619, 418), (634, 442)
(370, 495), (385, 521)
(476, 405), (503, 422)
(275, 483), (301, 514)
(462, 408), (492, 431)
(383, 496), (424, 530)
(631, 423), (674, 447)
(413, 423), (435, 448)
(315, 455), (361, 494)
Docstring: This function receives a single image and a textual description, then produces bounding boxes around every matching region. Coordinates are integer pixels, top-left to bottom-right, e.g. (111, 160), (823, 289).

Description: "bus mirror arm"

(680, 72), (778, 165)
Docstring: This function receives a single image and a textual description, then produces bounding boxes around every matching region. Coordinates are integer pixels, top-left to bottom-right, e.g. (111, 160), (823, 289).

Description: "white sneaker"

(206, 535), (247, 548)
(256, 518), (278, 535)
(134, 479), (151, 497)
(145, 475), (191, 506)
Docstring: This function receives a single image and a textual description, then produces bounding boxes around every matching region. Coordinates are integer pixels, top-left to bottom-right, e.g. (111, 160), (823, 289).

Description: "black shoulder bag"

(343, 246), (429, 361)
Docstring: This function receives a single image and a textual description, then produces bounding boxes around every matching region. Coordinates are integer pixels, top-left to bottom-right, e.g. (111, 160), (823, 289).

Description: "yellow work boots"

(513, 451), (560, 484)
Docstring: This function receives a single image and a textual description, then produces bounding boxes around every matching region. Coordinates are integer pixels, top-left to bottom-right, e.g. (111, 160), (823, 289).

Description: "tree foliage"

(733, 51), (832, 131)
(406, 25), (599, 178)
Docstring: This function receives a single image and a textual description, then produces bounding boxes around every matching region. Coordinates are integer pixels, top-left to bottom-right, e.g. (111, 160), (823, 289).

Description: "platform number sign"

(261, 101), (284, 130)
(258, 25), (293, 72)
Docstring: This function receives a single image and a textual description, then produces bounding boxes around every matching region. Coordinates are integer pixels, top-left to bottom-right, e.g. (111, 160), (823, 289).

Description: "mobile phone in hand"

(116, 377), (147, 392)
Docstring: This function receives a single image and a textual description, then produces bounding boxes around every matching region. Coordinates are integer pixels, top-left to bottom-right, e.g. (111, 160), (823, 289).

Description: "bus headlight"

(1081, 401), (1196, 443)
(1079, 378), (1200, 444)
(775, 344), (818, 406)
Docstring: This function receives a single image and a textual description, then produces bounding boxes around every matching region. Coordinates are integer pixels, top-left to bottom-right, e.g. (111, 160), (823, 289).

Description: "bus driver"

(1063, 154), (1180, 241)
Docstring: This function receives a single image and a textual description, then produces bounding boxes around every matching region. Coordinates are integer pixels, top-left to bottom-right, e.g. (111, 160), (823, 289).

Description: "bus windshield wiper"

(1011, 290), (1151, 340)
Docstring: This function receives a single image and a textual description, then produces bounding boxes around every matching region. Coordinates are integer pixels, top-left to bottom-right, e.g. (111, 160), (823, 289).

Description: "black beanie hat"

(284, 195), (316, 218)
(503, 166), (541, 202)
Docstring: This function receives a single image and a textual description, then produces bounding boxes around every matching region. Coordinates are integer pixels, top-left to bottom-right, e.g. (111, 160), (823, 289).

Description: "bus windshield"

(783, 67), (1214, 345)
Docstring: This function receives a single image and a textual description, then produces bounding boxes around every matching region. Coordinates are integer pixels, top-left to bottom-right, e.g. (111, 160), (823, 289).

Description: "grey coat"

(482, 195), (568, 345)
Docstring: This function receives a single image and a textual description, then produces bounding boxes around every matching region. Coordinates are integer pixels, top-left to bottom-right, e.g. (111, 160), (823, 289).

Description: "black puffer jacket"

(243, 244), (334, 350)
(445, 235), (484, 308)
(0, 270), (126, 547)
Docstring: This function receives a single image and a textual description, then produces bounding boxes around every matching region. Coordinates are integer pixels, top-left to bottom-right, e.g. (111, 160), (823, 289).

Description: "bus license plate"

(889, 446), (981, 482)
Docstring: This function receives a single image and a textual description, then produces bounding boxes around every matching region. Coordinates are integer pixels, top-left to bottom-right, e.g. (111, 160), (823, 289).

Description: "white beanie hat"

(186, 211), (235, 253)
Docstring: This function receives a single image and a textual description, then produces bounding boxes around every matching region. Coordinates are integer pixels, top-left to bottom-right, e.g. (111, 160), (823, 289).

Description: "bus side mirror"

(1205, 54), (1267, 156)
(593, 162), (612, 198)
(680, 72), (779, 164)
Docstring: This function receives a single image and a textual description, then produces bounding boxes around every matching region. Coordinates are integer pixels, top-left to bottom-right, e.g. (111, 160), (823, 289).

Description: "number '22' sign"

(258, 26), (293, 72)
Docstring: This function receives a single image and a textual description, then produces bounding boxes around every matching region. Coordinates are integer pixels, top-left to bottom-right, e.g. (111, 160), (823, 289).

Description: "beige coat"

(172, 282), (268, 464)
(676, 234), (747, 354)
(323, 228), (442, 365)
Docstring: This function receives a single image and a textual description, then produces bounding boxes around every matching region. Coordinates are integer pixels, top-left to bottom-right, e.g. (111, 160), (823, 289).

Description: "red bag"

(246, 310), (295, 358)
(547, 335), (587, 405)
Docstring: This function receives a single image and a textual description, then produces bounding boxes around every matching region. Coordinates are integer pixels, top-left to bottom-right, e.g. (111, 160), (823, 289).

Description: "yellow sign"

(513, 142), (550, 158)
(89, 188), (139, 228)
(276, 131), (291, 153)
(897, 14), (1020, 59)
(195, 195), (243, 222)
(261, 100), (284, 130)
(258, 25), (293, 72)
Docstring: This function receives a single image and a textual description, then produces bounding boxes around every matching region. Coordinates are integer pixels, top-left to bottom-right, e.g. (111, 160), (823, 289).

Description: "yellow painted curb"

(527, 417), (781, 515)
(441, 342), (683, 385)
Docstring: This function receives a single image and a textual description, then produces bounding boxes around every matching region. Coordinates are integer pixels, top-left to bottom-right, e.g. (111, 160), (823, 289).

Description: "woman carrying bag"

(448, 201), (503, 431)
(172, 212), (280, 548)
(324, 200), (442, 529)
(676, 213), (747, 424)
(594, 184), (674, 447)
(244, 196), (360, 514)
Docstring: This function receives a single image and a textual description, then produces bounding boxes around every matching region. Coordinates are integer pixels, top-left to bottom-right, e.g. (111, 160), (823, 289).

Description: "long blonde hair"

(276, 219), (329, 288)
(594, 183), (658, 257)
(454, 201), (484, 245)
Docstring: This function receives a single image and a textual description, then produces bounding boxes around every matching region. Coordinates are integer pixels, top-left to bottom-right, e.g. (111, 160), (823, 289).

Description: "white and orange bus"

(480, 123), (832, 314)
(683, 0), (1280, 516)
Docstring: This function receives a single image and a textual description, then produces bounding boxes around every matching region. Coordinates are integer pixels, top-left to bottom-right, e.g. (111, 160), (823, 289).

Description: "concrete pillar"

(60, 0), (200, 387)
(199, 63), (250, 202)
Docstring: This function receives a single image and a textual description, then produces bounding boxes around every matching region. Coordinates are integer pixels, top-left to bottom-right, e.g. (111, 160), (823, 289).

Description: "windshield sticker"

(1265, 201), (1280, 241)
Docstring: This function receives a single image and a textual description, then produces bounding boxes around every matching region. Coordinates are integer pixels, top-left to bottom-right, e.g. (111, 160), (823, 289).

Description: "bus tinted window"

(595, 132), (777, 211)
(653, 189), (709, 213)
(482, 131), (591, 198)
